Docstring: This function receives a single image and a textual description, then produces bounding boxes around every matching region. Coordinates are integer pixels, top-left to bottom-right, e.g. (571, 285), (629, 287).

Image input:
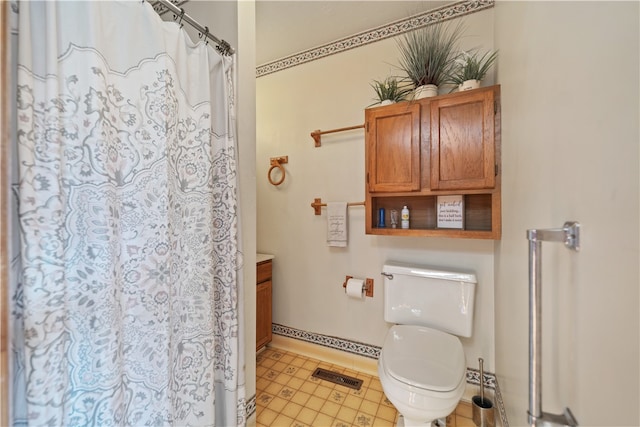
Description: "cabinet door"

(430, 89), (495, 190)
(366, 102), (421, 192)
(256, 280), (272, 350)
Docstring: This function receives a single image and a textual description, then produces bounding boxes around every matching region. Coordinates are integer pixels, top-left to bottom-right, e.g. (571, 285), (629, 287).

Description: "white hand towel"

(327, 202), (348, 247)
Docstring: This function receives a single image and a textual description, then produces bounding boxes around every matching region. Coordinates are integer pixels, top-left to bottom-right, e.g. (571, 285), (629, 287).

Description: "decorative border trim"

(494, 379), (509, 427)
(272, 323), (380, 359)
(466, 367), (496, 390)
(256, 0), (494, 77)
(272, 323), (508, 427)
(245, 394), (256, 421)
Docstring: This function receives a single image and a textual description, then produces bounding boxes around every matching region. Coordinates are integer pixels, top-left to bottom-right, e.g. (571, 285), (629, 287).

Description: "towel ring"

(268, 163), (285, 186)
(268, 156), (288, 186)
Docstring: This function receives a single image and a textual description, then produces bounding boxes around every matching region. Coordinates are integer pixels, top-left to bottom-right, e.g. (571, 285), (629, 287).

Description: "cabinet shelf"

(367, 227), (497, 239)
(367, 193), (500, 239)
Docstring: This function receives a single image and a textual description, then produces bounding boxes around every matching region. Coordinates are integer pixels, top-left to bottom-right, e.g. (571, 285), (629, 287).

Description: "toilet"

(378, 262), (477, 427)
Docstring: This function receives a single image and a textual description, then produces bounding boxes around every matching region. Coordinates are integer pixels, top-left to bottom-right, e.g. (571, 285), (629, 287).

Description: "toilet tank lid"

(383, 261), (477, 284)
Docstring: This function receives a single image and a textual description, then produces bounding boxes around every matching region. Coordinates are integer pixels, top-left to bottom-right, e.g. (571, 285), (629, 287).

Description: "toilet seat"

(380, 325), (465, 392)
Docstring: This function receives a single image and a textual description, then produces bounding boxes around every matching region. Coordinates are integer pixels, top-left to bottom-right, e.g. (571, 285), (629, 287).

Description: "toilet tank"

(382, 262), (477, 337)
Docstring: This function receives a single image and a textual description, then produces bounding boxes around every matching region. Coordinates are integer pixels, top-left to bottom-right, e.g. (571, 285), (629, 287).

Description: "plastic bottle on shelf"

(378, 208), (386, 228)
(401, 205), (410, 229)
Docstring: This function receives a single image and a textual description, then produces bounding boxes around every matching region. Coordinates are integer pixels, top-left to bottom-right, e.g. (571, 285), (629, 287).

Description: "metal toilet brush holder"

(472, 358), (495, 427)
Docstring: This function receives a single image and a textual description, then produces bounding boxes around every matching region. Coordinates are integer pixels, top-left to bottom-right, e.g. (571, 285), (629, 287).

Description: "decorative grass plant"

(370, 77), (411, 104)
(396, 21), (465, 89)
(449, 49), (499, 85)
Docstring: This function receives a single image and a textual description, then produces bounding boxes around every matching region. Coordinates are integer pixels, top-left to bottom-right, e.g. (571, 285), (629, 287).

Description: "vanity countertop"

(256, 253), (275, 263)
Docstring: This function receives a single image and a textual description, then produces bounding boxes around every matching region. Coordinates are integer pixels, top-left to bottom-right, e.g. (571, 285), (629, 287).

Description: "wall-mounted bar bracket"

(528, 407), (578, 427)
(527, 221), (580, 251)
(365, 278), (374, 298)
(270, 156), (288, 166)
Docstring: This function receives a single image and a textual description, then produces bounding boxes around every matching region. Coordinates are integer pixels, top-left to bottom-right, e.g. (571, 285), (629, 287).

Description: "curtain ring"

(178, 8), (185, 28)
(203, 26), (209, 44)
(268, 163), (286, 186)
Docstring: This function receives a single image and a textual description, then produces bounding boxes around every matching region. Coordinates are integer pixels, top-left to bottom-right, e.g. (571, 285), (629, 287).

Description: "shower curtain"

(9, 1), (245, 425)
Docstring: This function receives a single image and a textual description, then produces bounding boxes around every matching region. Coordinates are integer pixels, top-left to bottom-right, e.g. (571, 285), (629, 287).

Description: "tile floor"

(256, 347), (476, 427)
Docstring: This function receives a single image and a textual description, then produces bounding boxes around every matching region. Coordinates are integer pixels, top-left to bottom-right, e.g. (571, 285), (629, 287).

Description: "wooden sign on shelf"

(437, 195), (465, 229)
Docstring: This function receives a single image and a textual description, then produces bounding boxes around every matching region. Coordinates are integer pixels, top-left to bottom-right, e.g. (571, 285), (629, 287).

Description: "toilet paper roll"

(345, 278), (365, 299)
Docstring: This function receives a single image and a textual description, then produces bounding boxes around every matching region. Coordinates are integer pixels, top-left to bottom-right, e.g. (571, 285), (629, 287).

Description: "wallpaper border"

(245, 395), (256, 423)
(256, 0), (494, 77)
(272, 323), (381, 359)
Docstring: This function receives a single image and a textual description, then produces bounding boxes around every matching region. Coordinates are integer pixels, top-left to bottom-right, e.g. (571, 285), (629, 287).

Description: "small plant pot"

(379, 99), (395, 106)
(459, 79), (481, 91)
(414, 84), (438, 99)
(472, 395), (495, 427)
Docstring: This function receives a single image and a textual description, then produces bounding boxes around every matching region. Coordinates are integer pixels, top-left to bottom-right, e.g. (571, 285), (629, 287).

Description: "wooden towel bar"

(310, 198), (366, 215)
(310, 124), (364, 147)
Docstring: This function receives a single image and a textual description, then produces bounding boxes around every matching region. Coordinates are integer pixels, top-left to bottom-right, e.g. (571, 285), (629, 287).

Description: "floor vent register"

(311, 368), (363, 390)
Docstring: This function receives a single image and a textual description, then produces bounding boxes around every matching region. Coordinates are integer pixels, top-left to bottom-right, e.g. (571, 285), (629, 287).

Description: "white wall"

(236, 1), (257, 414)
(256, 10), (497, 372)
(494, 2), (639, 426)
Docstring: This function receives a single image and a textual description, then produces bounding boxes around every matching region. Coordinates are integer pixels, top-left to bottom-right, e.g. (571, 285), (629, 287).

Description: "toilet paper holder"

(342, 276), (374, 297)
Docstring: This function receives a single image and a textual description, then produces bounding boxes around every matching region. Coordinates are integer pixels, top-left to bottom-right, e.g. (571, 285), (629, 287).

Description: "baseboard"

(270, 333), (379, 376)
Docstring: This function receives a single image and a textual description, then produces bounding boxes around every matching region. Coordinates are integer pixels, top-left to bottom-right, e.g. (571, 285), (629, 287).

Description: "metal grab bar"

(527, 221), (580, 427)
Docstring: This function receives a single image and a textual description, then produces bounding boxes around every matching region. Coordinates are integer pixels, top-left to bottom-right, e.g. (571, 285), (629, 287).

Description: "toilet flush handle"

(381, 272), (393, 280)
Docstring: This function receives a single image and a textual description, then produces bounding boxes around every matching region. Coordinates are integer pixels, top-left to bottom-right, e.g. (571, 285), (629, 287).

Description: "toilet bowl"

(379, 262), (477, 427)
(378, 325), (466, 426)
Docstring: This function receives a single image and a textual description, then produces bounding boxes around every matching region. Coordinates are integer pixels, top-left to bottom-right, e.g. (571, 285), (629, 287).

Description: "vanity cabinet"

(256, 257), (272, 350)
(364, 85), (501, 239)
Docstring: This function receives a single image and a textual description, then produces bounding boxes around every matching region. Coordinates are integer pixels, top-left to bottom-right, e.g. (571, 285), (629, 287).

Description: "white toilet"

(378, 262), (477, 427)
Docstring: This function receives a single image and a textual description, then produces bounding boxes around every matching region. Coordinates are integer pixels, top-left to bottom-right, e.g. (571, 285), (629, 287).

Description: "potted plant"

(449, 49), (498, 91)
(396, 21), (464, 99)
(369, 77), (411, 106)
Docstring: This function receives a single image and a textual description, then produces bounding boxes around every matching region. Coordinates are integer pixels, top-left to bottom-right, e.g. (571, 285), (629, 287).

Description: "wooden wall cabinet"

(256, 258), (272, 350)
(366, 102), (421, 192)
(365, 85), (501, 239)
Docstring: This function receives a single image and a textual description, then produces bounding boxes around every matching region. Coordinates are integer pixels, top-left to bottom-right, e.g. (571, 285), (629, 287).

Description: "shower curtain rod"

(152, 0), (235, 55)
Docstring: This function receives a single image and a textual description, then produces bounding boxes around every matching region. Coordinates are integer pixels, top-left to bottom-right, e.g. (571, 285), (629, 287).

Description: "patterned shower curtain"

(10, 1), (245, 425)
